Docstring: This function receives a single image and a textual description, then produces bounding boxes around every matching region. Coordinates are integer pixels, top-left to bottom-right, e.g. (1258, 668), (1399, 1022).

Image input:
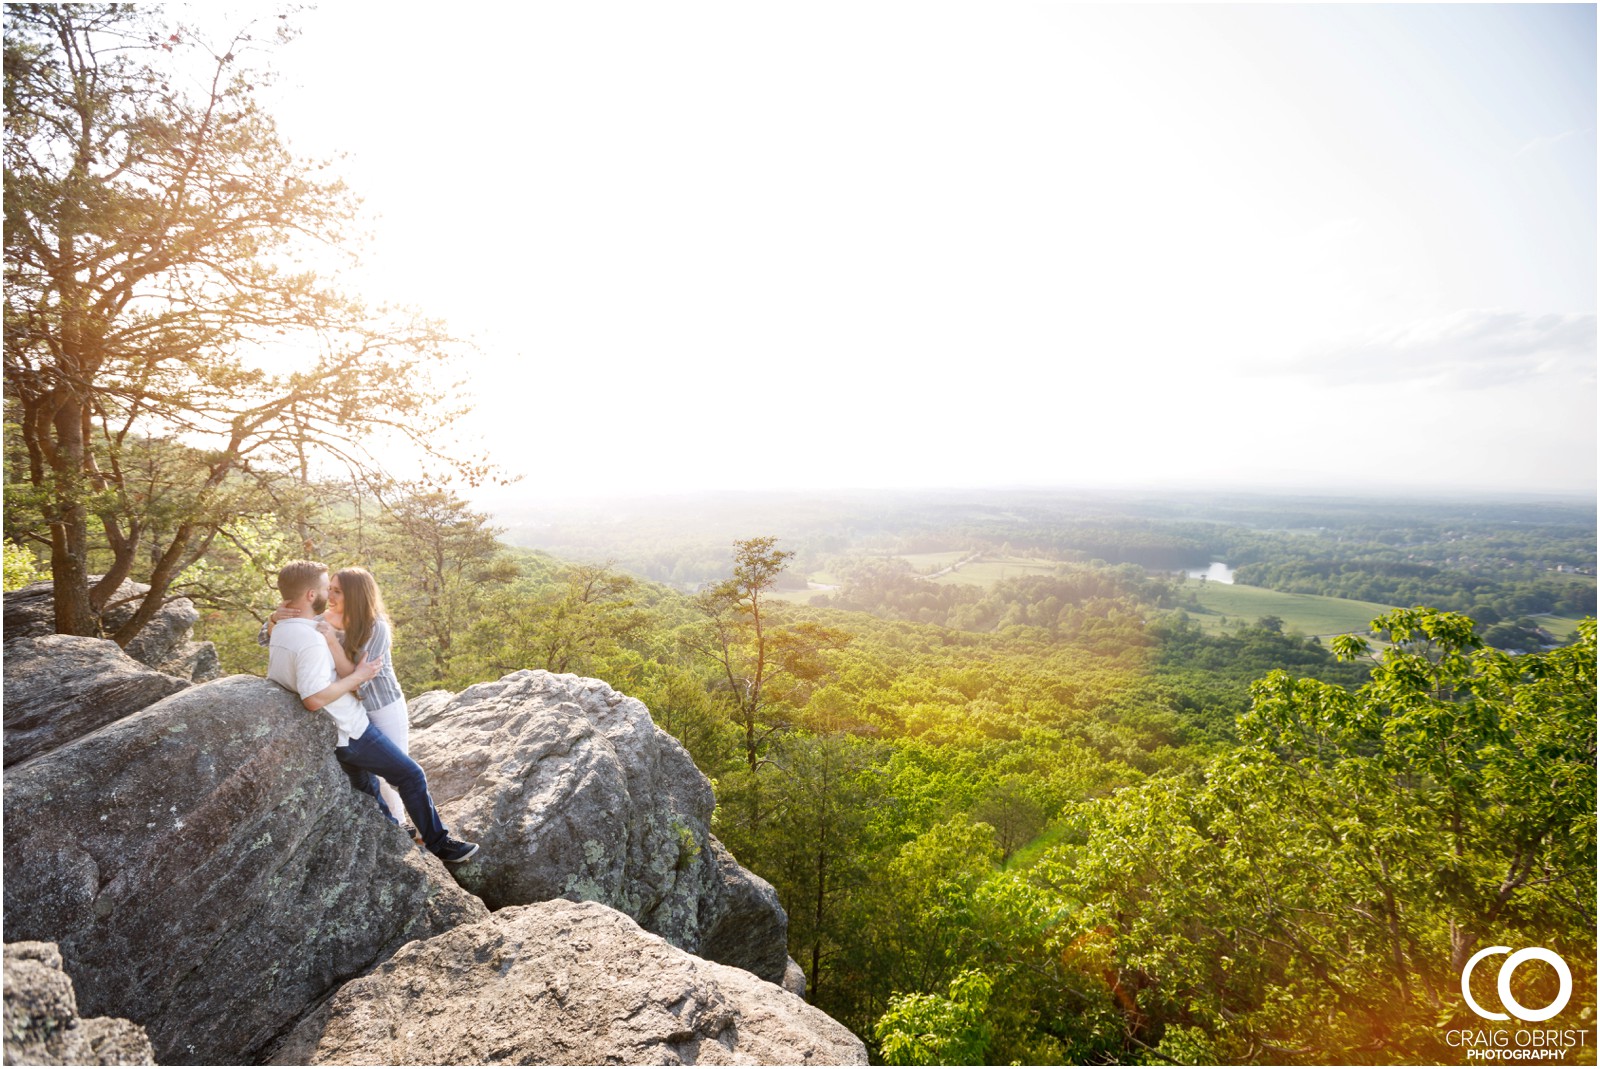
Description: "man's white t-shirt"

(267, 618), (371, 746)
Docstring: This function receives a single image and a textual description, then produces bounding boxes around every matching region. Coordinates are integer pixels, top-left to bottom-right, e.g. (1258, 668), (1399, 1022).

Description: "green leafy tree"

(630, 660), (741, 778)
(691, 537), (849, 773)
(739, 732), (883, 1005)
(971, 774), (1047, 864)
(491, 561), (648, 676)
(3, 4), (482, 644)
(875, 818), (1000, 1003)
(875, 969), (995, 1066)
(372, 489), (515, 691)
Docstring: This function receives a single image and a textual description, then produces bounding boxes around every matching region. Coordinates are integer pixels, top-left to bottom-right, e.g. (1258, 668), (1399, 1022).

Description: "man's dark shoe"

(432, 837), (479, 864)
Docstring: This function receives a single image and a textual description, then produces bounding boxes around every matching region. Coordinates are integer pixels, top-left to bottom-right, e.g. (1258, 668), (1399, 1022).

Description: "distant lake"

(1182, 562), (1236, 584)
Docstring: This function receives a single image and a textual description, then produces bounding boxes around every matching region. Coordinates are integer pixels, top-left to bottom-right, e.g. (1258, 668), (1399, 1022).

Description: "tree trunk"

(47, 390), (96, 636)
(809, 812), (828, 1004)
(91, 522), (139, 612)
(110, 525), (214, 647)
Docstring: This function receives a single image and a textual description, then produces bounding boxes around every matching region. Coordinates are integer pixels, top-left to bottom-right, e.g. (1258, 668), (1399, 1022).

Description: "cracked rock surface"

(270, 899), (867, 1066)
(2, 635), (189, 768)
(4, 579), (219, 682)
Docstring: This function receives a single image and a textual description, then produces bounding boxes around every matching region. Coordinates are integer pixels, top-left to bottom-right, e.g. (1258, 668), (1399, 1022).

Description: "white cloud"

(1267, 310), (1596, 389)
(1513, 128), (1593, 158)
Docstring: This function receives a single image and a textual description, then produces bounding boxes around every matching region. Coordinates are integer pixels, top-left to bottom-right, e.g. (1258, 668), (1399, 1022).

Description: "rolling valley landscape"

(4, 3), (1594, 1065)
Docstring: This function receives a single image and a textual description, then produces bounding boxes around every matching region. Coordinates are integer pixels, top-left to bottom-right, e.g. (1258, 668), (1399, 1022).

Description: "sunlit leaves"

(3, 4), (487, 642)
(875, 970), (995, 1066)
(1040, 609), (1597, 1063)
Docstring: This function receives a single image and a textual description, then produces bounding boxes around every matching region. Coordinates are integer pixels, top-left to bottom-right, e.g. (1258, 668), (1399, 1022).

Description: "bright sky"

(246, 3), (1595, 500)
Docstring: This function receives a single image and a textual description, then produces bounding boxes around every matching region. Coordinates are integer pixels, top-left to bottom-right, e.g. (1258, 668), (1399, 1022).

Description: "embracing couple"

(262, 560), (479, 864)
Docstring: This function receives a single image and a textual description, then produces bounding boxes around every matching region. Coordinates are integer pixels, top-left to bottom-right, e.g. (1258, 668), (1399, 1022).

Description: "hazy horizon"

(470, 480), (1599, 519)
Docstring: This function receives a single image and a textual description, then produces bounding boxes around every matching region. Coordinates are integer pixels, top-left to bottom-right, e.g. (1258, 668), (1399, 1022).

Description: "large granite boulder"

(2, 675), (487, 1065)
(272, 899), (867, 1066)
(2, 635), (189, 768)
(407, 670), (792, 984)
(4, 578), (220, 682)
(3, 942), (155, 1066)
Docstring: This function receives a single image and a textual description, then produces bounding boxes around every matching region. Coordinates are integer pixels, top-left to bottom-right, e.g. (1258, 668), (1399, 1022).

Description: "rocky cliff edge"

(1, 600), (859, 1065)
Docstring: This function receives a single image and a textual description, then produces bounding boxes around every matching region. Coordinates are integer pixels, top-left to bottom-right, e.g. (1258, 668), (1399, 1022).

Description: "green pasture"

(898, 551), (969, 574)
(769, 585), (834, 604)
(1546, 570), (1596, 584)
(1181, 578), (1398, 638)
(1529, 613), (1584, 642)
(927, 555), (1061, 588)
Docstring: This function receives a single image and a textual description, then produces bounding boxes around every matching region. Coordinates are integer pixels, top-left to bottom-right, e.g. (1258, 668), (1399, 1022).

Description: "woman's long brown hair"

(334, 567), (388, 665)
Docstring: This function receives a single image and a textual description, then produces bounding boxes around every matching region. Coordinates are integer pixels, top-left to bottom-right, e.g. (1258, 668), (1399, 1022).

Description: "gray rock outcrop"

(405, 688), (455, 728)
(4, 578), (220, 682)
(783, 958), (810, 998)
(271, 899), (867, 1066)
(2, 675), (487, 1065)
(3, 942), (155, 1066)
(407, 670), (792, 984)
(2, 635), (189, 768)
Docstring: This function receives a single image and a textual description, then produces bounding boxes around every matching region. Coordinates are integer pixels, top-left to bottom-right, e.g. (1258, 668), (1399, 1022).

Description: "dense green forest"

(7, 482), (1593, 1065)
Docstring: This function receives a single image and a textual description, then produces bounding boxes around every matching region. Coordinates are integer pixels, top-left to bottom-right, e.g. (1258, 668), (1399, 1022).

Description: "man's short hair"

(277, 560), (328, 603)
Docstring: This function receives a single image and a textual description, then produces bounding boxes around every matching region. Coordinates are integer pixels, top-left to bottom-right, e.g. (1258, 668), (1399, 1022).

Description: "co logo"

(1461, 946), (1572, 1022)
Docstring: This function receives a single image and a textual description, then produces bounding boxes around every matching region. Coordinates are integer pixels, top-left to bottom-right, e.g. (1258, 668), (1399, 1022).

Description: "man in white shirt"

(267, 560), (478, 864)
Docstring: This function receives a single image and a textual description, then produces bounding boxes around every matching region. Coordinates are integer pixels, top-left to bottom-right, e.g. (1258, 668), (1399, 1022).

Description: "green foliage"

(1232, 540), (1595, 629)
(369, 490), (517, 692)
(671, 821), (701, 871)
(457, 555), (651, 687)
(1027, 609), (1598, 1063)
(875, 970), (995, 1066)
(3, 539), (42, 591)
(689, 538), (851, 774)
(724, 732), (886, 1004)
(175, 518), (296, 617)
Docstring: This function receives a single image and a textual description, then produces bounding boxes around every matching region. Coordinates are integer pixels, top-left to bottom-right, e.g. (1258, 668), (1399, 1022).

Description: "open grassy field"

(1182, 578), (1399, 638)
(768, 584), (836, 604)
(898, 551), (970, 574)
(927, 555), (1061, 587)
(1530, 613), (1585, 642)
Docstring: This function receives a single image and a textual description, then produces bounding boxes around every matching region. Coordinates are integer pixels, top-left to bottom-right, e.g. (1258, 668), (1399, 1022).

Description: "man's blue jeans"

(334, 723), (449, 851)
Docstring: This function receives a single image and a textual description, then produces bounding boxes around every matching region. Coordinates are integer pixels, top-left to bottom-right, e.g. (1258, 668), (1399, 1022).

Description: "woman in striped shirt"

(318, 567), (412, 828)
